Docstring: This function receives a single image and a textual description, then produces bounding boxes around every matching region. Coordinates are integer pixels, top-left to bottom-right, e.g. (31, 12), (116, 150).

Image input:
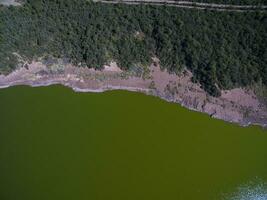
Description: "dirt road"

(93, 0), (267, 12)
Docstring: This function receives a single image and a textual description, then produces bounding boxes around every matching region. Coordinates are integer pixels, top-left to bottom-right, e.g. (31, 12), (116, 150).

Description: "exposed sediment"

(0, 59), (266, 127)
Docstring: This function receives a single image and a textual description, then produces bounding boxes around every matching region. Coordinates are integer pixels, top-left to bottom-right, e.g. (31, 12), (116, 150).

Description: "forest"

(0, 0), (266, 96)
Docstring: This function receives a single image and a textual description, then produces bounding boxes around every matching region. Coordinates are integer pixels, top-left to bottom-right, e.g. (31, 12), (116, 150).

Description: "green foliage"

(0, 0), (266, 96)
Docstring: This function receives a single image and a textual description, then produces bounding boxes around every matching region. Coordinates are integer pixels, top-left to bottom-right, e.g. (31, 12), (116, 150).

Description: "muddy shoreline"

(0, 60), (266, 128)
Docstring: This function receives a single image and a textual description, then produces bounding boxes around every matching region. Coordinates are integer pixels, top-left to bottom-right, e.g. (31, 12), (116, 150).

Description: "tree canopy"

(0, 0), (266, 96)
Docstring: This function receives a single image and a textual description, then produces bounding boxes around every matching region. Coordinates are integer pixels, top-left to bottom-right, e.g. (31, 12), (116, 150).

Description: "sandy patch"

(0, 0), (21, 6)
(103, 62), (122, 72)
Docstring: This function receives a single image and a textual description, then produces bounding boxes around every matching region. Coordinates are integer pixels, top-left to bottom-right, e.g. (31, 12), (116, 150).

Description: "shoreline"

(1, 80), (266, 129)
(0, 61), (266, 128)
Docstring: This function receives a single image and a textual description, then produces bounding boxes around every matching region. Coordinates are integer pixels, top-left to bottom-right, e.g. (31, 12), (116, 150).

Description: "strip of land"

(2, 0), (266, 11)
(0, 59), (266, 127)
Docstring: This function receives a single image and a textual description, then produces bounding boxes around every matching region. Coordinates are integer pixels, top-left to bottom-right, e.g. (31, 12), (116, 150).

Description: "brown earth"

(0, 58), (266, 127)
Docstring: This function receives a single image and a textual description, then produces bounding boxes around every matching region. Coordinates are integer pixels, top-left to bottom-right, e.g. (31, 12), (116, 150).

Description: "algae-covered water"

(0, 85), (266, 200)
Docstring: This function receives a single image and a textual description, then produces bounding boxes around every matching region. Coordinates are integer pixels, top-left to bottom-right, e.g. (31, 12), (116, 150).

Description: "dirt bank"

(0, 59), (266, 127)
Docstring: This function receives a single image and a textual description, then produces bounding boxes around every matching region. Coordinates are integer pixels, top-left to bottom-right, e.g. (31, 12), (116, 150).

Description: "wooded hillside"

(0, 0), (266, 96)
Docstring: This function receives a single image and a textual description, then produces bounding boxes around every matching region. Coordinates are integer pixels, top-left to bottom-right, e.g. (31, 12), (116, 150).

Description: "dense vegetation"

(0, 0), (266, 96)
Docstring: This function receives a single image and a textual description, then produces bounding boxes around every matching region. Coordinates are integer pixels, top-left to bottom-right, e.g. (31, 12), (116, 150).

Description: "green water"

(0, 85), (266, 200)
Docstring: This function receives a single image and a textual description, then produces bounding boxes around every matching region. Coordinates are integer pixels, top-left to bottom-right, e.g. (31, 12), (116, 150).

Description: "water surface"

(0, 85), (266, 200)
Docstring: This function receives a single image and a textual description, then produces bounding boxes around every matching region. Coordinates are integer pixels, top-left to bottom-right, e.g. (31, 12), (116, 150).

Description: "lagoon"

(0, 85), (266, 200)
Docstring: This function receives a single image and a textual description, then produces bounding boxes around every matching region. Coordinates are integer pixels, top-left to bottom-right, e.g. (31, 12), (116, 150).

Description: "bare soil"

(0, 59), (266, 127)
